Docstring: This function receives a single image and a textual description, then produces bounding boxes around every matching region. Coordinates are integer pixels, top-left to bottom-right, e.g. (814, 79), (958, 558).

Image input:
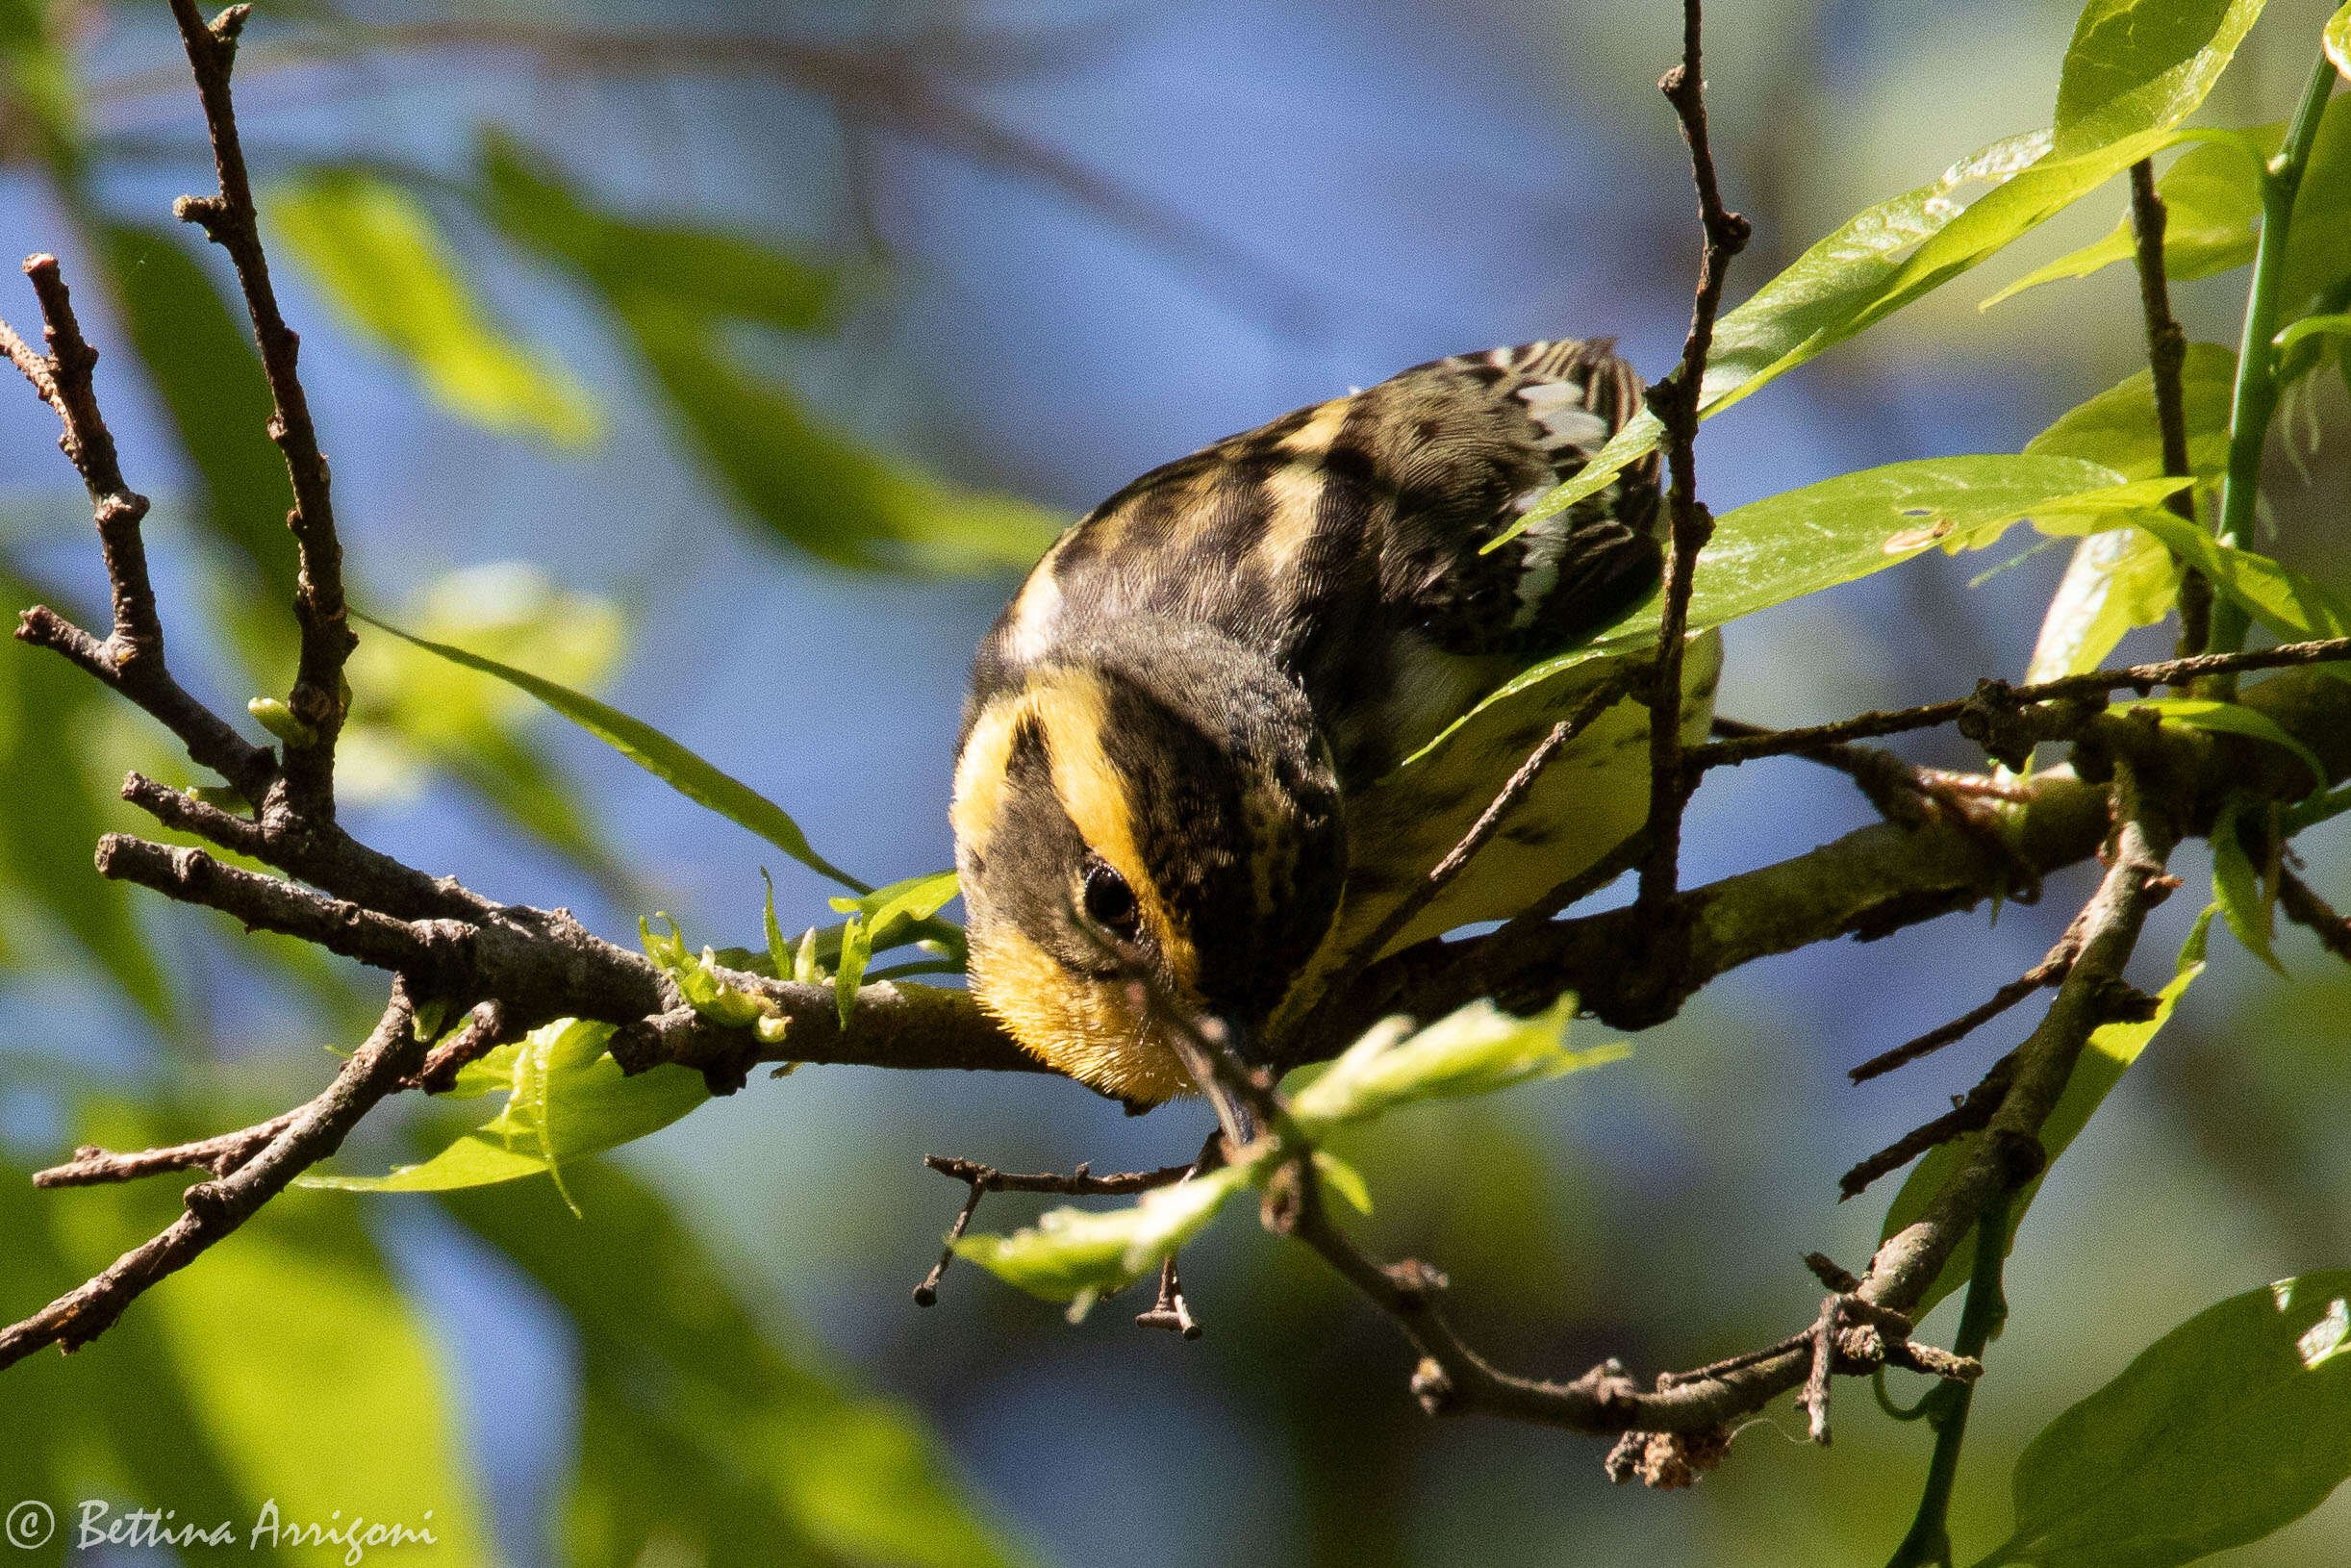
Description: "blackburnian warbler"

(951, 340), (1720, 1104)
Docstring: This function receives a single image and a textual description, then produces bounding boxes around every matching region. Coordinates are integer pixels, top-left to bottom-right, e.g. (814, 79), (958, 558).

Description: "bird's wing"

(1356, 339), (1663, 660)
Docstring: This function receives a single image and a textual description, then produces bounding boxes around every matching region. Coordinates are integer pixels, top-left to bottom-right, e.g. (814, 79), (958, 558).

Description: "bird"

(949, 339), (1722, 1107)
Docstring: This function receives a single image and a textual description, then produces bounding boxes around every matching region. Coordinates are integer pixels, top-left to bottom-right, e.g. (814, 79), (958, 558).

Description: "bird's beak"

(1177, 1013), (1259, 1155)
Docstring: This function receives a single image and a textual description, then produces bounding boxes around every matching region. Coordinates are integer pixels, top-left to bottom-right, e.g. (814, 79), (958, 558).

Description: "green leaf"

(2024, 341), (2237, 481)
(355, 609), (869, 893)
(302, 1018), (710, 1195)
(1312, 1149), (1374, 1215)
(1287, 998), (1624, 1136)
(761, 867), (790, 976)
(2330, 2), (2351, 77)
(1883, 906), (2215, 1319)
(1983, 1273), (2351, 1568)
(1506, 1), (2267, 543)
(442, 1161), (1036, 1568)
(642, 914), (788, 1039)
(2125, 695), (2328, 795)
(11, 1111), (494, 1565)
(1983, 133), (2271, 307)
(2275, 309), (2351, 353)
(2209, 794), (2287, 974)
(1440, 458), (2161, 754)
(0, 0), (78, 163)
(827, 869), (960, 1026)
(2128, 516), (2351, 645)
(343, 563), (635, 894)
(475, 132), (1060, 574)
(1493, 409), (1664, 547)
(477, 128), (841, 333)
(954, 1164), (1254, 1306)
(621, 298), (1063, 573)
(265, 166), (597, 445)
(2052, 0), (2270, 157)
(2280, 95), (2351, 314)
(2024, 528), (2184, 683)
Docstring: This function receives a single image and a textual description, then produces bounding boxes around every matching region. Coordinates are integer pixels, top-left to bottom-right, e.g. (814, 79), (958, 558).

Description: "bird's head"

(950, 621), (1345, 1105)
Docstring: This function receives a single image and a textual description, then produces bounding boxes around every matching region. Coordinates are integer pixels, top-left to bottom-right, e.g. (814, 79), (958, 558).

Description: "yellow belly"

(1270, 630), (1723, 1040)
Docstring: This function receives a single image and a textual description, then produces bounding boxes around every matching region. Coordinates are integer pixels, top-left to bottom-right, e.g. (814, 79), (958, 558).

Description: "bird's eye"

(1079, 857), (1142, 942)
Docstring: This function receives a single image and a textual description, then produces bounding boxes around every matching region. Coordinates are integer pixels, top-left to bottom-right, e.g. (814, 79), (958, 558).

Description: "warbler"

(951, 340), (1721, 1105)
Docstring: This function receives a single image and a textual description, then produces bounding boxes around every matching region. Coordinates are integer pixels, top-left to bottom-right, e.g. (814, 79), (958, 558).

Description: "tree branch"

(4, 256), (276, 800)
(0, 988), (421, 1370)
(1638, 0), (1751, 913)
(2126, 157), (2209, 663)
(165, 0), (354, 818)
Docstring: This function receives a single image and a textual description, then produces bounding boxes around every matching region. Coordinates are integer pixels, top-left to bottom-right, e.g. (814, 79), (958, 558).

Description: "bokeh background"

(4, 1), (2350, 1564)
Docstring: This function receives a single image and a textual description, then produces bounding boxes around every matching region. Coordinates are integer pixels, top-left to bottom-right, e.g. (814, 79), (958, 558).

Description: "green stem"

(2205, 48), (2340, 683)
(1884, 1187), (2016, 1568)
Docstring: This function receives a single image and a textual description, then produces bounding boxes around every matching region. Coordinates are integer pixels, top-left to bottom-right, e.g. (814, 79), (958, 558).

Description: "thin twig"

(408, 999), (510, 1093)
(1850, 913), (2084, 1083)
(1688, 638), (2351, 771)
(1840, 1054), (2018, 1200)
(1136, 1254), (1201, 1339)
(2126, 158), (2209, 663)
(33, 1112), (300, 1189)
(1637, 0), (1751, 914)
(166, 0), (356, 816)
(0, 988), (421, 1370)
(2279, 869), (2351, 965)
(2, 257), (276, 800)
(911, 1152), (1199, 1306)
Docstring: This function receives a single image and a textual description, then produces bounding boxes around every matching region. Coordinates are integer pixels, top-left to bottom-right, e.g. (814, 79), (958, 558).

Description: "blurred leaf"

(474, 131), (1060, 573)
(358, 607), (869, 893)
(2025, 342), (2237, 480)
(828, 869), (960, 1026)
(1984, 1273), (2351, 1568)
(477, 127), (840, 333)
(266, 166), (597, 444)
(1884, 906), (2215, 1319)
(1984, 133), (2271, 306)
(344, 563), (633, 889)
(2209, 794), (2287, 973)
(2053, 0), (2268, 155)
(94, 221), (298, 605)
(0, 576), (171, 1022)
(2281, 93), (2351, 313)
(0, 0), (76, 164)
(2131, 516), (2351, 645)
(2024, 528), (2183, 683)
(1439, 459), (2161, 756)
(28, 1106), (493, 1563)
(2126, 695), (2327, 795)
(0, 1147), (265, 1566)
(622, 297), (1062, 573)
(1312, 1149), (1373, 1215)
(2331, 2), (2351, 75)
(1287, 998), (1620, 1136)
(443, 1161), (1037, 1568)
(303, 1018), (708, 1195)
